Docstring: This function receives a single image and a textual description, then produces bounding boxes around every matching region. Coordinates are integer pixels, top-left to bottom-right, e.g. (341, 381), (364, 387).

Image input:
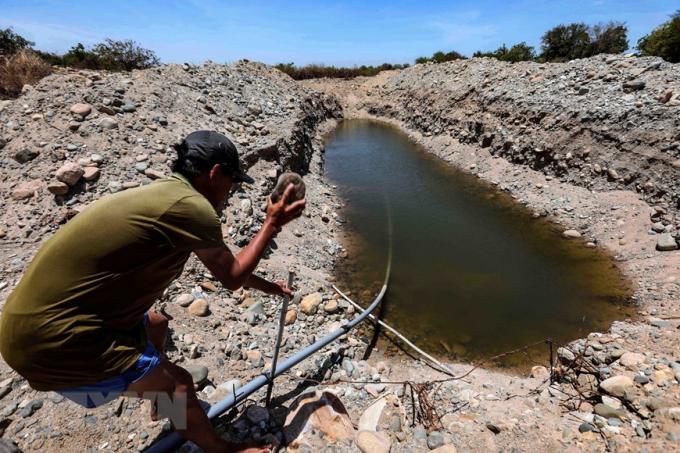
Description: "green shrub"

(415, 50), (466, 64)
(0, 28), (34, 56)
(637, 11), (680, 63)
(540, 23), (591, 61)
(473, 42), (536, 62)
(91, 39), (160, 71)
(36, 39), (160, 71)
(590, 22), (628, 55)
(540, 22), (629, 61)
(274, 62), (409, 80)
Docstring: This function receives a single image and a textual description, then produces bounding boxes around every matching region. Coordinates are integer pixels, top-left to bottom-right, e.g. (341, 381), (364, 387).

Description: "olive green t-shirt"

(0, 173), (223, 391)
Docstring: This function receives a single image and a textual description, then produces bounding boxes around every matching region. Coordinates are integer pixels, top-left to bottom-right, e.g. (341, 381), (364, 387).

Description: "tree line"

(417, 13), (678, 64)
(282, 12), (679, 79)
(0, 10), (678, 90)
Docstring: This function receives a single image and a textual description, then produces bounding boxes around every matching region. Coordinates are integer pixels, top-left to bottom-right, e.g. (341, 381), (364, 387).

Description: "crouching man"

(0, 131), (304, 452)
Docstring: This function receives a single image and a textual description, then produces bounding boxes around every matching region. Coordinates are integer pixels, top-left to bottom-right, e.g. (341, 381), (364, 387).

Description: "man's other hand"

(266, 183), (305, 230)
(271, 280), (293, 298)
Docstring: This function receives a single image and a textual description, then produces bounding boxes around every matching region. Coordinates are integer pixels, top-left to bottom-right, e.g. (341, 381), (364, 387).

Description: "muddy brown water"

(324, 119), (635, 369)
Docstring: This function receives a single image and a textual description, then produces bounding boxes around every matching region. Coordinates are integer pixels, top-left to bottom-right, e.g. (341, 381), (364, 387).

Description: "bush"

(540, 23), (591, 61)
(0, 50), (53, 98)
(274, 62), (409, 80)
(37, 39), (160, 71)
(540, 22), (629, 61)
(590, 22), (628, 55)
(637, 11), (680, 63)
(0, 28), (34, 56)
(91, 39), (160, 71)
(473, 42), (536, 62)
(415, 50), (466, 64)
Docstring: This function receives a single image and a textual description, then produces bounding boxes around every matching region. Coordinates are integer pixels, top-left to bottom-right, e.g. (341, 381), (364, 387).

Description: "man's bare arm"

(195, 183), (305, 292)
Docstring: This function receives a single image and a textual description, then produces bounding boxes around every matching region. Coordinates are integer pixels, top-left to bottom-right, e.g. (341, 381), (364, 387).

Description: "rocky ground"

(0, 54), (678, 453)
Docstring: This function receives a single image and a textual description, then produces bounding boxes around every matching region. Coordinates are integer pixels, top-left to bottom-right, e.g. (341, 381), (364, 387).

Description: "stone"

(619, 352), (645, 369)
(246, 405), (269, 424)
(531, 365), (550, 380)
(594, 403), (626, 419)
(13, 148), (39, 163)
(0, 439), (20, 453)
(600, 375), (634, 397)
(649, 317), (671, 328)
(98, 104), (116, 115)
(246, 350), (263, 367)
(55, 162), (84, 186)
(283, 391), (354, 445)
(11, 179), (43, 200)
(558, 347), (576, 362)
(364, 383), (386, 397)
(144, 168), (165, 180)
(651, 369), (675, 385)
(299, 292), (323, 315)
(246, 301), (265, 316)
(240, 199), (253, 215)
(427, 430), (445, 449)
(70, 103), (92, 118)
(579, 422), (596, 433)
(47, 180), (70, 195)
(324, 299), (339, 314)
(0, 378), (12, 400)
(284, 309), (297, 325)
(187, 299), (209, 317)
(186, 365), (209, 386)
(82, 166), (100, 181)
(98, 117), (118, 129)
(18, 399), (43, 418)
(656, 233), (678, 251)
(634, 374), (650, 385)
(562, 229), (581, 239)
(486, 423), (501, 434)
(356, 430), (391, 453)
(175, 293), (194, 307)
(651, 222), (666, 233)
(199, 281), (218, 292)
(622, 80), (645, 92)
(359, 398), (387, 431)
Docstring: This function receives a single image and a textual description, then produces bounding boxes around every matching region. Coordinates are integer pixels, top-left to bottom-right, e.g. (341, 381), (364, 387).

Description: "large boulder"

(283, 391), (354, 447)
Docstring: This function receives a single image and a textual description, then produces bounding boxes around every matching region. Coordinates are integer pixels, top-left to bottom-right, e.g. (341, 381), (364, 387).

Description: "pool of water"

(324, 119), (635, 368)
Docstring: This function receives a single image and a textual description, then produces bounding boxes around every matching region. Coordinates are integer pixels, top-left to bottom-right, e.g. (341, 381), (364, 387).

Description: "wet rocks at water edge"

(562, 229), (581, 239)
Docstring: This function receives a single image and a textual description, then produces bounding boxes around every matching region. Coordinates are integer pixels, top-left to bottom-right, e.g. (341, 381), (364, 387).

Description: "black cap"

(183, 130), (254, 184)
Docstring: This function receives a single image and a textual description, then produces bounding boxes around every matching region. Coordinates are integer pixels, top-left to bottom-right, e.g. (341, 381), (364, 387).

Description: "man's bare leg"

(126, 359), (268, 453)
(145, 309), (168, 355)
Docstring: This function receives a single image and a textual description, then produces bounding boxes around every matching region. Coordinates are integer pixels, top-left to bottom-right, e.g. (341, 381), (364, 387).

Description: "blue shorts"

(57, 313), (162, 408)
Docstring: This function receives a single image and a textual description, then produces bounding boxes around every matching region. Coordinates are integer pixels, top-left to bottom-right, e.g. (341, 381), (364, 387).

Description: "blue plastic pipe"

(146, 254), (391, 452)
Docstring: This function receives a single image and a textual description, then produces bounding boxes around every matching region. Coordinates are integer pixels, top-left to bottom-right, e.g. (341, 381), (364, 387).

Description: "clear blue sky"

(1, 0), (677, 66)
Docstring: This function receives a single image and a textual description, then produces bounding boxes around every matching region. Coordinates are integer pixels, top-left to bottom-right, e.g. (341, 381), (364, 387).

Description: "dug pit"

(325, 119), (636, 368)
